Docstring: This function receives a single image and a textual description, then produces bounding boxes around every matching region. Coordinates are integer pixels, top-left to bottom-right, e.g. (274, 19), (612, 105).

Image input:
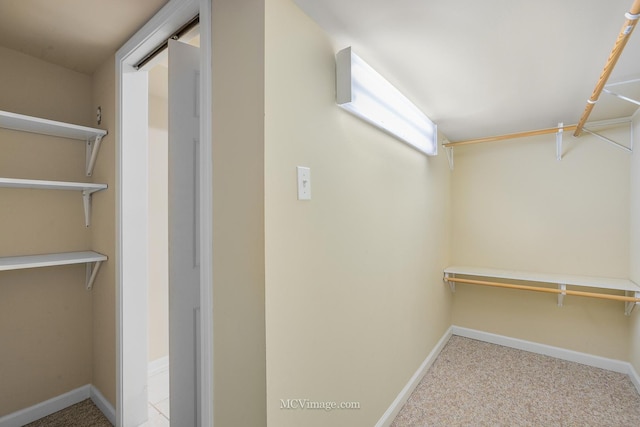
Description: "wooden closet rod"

(442, 125), (577, 148)
(574, 0), (640, 136)
(446, 277), (640, 303)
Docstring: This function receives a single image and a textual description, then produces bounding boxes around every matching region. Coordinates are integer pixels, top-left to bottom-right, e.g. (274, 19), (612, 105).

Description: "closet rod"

(442, 125), (577, 148)
(445, 277), (640, 303)
(574, 0), (640, 136)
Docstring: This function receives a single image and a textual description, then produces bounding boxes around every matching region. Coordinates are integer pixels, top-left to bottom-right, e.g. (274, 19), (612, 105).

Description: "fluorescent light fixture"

(336, 47), (437, 156)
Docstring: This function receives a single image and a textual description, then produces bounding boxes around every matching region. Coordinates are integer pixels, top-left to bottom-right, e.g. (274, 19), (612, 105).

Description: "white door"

(168, 38), (201, 426)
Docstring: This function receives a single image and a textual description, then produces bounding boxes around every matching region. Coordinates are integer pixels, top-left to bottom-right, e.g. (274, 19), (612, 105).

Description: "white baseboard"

(628, 362), (640, 395)
(375, 326), (453, 427)
(148, 355), (169, 376)
(90, 385), (116, 425)
(451, 326), (631, 374)
(0, 384), (115, 427)
(0, 385), (90, 427)
(376, 325), (640, 427)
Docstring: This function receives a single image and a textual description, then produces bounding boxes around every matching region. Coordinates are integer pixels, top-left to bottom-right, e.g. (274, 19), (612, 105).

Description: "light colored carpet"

(24, 399), (112, 427)
(392, 336), (640, 427)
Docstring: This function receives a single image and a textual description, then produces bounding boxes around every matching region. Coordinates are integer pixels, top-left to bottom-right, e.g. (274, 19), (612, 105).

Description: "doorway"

(115, 0), (213, 426)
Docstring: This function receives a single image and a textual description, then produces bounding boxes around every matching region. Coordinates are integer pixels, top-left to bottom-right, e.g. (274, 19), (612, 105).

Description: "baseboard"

(90, 385), (116, 425)
(629, 362), (640, 395)
(0, 384), (115, 427)
(375, 326), (453, 427)
(375, 325), (640, 427)
(148, 355), (169, 376)
(0, 384), (90, 427)
(451, 326), (631, 374)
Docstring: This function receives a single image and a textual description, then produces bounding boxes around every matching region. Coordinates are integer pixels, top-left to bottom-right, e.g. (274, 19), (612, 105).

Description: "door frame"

(115, 0), (213, 426)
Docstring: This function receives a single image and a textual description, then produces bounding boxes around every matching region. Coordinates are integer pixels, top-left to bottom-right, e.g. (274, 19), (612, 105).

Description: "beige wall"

(148, 89), (169, 363)
(630, 113), (640, 372)
(264, 1), (452, 426)
(211, 0), (267, 425)
(451, 129), (632, 360)
(0, 46), (94, 416)
(90, 55), (117, 407)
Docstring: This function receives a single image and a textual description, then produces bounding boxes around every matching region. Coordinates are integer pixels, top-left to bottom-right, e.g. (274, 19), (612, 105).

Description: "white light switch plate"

(297, 166), (311, 200)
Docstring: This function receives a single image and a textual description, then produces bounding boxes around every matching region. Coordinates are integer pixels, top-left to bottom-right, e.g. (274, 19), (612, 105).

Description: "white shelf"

(0, 110), (107, 176)
(0, 177), (106, 193)
(0, 110), (106, 141)
(0, 251), (106, 271)
(0, 177), (107, 226)
(0, 251), (107, 290)
(444, 266), (640, 315)
(444, 266), (639, 292)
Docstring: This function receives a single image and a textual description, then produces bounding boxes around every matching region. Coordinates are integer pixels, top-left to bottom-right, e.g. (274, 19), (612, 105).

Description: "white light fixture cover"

(336, 47), (437, 156)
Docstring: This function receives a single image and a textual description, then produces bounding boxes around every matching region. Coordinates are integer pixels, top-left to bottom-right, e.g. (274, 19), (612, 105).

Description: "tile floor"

(146, 367), (170, 426)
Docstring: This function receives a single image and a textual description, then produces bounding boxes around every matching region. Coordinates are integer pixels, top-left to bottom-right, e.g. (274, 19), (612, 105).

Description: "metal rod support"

(602, 88), (640, 106)
(581, 128), (632, 152)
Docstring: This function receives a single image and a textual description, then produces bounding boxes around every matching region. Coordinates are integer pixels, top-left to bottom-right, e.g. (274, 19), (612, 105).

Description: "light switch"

(297, 166), (311, 200)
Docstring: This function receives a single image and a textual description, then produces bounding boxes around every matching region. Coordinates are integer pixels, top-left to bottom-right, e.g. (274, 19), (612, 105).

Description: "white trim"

(90, 385), (116, 425)
(375, 327), (453, 427)
(629, 363), (640, 394)
(451, 326), (631, 373)
(198, 1), (214, 426)
(0, 385), (90, 427)
(148, 355), (170, 376)
(116, 0), (213, 426)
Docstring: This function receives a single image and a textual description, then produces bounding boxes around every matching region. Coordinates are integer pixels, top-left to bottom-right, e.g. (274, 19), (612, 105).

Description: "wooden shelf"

(0, 110), (107, 176)
(0, 177), (107, 226)
(0, 110), (106, 141)
(444, 266), (640, 315)
(0, 251), (107, 289)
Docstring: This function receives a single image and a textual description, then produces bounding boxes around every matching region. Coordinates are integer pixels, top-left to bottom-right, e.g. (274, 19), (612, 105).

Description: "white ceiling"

(1, 0), (638, 141)
(0, 0), (169, 75)
(294, 0), (640, 141)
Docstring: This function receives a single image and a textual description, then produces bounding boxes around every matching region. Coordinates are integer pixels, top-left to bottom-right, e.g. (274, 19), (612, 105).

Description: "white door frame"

(115, 1), (213, 426)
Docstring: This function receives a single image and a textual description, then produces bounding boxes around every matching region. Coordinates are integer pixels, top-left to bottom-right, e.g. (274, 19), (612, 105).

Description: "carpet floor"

(391, 336), (640, 427)
(24, 399), (112, 427)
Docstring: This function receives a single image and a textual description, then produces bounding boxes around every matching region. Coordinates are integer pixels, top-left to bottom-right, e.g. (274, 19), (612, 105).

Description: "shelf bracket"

(82, 190), (94, 227)
(557, 284), (566, 307)
(625, 291), (640, 316)
(86, 135), (104, 177)
(603, 88), (640, 107)
(444, 272), (455, 292)
(556, 123), (563, 161)
(85, 260), (104, 290)
(445, 145), (454, 170)
(582, 127), (633, 153)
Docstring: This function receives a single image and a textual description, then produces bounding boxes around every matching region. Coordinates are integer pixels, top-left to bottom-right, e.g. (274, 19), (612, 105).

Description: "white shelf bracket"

(582, 127), (632, 153)
(82, 190), (92, 227)
(625, 291), (640, 316)
(86, 135), (103, 176)
(556, 123), (563, 161)
(444, 272), (455, 292)
(557, 284), (566, 307)
(603, 88), (640, 107)
(445, 146), (454, 170)
(85, 260), (104, 290)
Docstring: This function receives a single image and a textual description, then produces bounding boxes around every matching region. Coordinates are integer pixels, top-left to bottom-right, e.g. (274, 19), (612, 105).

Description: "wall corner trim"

(375, 326), (453, 427)
(90, 385), (116, 425)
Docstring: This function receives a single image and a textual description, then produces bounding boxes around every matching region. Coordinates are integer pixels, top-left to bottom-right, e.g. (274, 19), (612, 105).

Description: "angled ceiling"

(0, 0), (169, 75)
(294, 0), (640, 141)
